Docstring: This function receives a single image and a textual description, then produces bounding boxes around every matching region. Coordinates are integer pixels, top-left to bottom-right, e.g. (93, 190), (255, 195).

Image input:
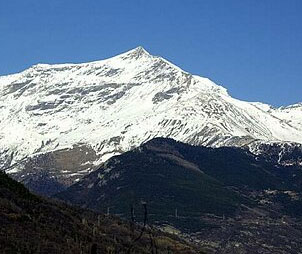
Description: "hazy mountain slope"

(0, 171), (199, 254)
(1, 46), (301, 193)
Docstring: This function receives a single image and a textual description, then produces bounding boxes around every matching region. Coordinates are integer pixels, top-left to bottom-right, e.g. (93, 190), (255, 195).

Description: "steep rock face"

(1, 47), (302, 193)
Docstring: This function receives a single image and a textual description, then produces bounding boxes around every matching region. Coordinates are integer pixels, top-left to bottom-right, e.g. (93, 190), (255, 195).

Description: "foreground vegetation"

(0, 171), (201, 254)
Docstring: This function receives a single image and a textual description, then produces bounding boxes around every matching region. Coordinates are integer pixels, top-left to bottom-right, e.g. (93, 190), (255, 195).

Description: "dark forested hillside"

(0, 171), (200, 254)
(57, 138), (302, 222)
(56, 138), (302, 253)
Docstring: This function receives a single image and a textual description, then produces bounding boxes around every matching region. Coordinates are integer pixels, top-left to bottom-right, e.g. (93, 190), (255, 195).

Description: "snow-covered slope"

(1, 46), (302, 190)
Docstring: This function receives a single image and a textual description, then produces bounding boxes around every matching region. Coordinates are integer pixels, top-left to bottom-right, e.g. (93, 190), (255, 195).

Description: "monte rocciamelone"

(1, 46), (302, 195)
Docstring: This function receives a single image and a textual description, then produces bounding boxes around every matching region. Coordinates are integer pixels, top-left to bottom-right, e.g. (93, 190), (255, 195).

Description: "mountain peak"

(120, 46), (151, 60)
(131, 46), (149, 54)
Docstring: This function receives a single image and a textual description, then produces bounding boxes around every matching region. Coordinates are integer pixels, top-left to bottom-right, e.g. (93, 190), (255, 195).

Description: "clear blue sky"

(1, 0), (301, 106)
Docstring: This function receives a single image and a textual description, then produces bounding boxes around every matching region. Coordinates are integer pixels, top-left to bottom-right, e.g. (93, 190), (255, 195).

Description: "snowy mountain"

(1, 46), (302, 193)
